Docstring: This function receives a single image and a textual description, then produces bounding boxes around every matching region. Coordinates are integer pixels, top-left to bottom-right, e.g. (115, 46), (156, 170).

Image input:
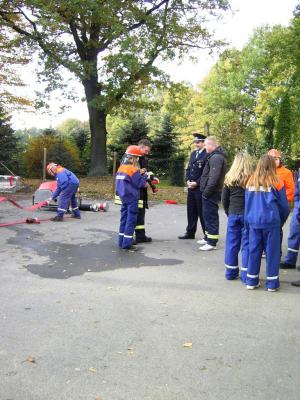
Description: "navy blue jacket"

(52, 167), (79, 199)
(116, 163), (147, 203)
(185, 149), (207, 186)
(245, 181), (290, 228)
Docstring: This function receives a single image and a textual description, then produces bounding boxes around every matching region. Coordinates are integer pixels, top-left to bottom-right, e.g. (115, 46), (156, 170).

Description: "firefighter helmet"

(125, 145), (142, 157)
(46, 162), (57, 176)
(268, 149), (282, 158)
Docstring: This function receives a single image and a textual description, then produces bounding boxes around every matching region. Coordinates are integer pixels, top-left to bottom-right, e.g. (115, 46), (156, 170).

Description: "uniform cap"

(125, 145), (143, 156)
(193, 132), (206, 142)
(268, 149), (282, 158)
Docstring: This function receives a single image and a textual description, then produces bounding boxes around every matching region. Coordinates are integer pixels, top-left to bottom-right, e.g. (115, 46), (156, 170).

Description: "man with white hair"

(199, 136), (227, 250)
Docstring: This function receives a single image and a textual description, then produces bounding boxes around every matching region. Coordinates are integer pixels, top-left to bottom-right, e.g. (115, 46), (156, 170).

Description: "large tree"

(0, 0), (230, 175)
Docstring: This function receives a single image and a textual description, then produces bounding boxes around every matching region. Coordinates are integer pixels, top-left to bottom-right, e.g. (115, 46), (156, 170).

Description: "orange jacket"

(276, 166), (294, 202)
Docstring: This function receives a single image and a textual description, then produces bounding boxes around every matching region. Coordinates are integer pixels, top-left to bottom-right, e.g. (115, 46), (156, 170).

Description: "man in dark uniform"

(179, 133), (207, 240)
(136, 138), (153, 243)
(199, 136), (227, 250)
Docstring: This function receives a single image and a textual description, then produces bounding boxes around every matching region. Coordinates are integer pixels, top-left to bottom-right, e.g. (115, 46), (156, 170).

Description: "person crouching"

(46, 163), (81, 222)
(116, 146), (148, 250)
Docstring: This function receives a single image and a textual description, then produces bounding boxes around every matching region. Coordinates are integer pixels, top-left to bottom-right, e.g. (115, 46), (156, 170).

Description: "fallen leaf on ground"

(183, 342), (193, 348)
(23, 356), (36, 363)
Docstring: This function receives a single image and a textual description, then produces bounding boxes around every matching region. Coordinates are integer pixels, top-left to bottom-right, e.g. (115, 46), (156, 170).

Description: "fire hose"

(0, 197), (51, 227)
(0, 197), (108, 227)
(0, 196), (48, 211)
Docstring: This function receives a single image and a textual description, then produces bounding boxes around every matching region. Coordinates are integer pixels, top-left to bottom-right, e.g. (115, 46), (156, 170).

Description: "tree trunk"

(83, 79), (108, 176)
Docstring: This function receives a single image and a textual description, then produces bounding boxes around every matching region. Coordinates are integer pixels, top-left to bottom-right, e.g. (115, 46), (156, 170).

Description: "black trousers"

(135, 207), (146, 239)
(186, 188), (205, 237)
(202, 192), (221, 246)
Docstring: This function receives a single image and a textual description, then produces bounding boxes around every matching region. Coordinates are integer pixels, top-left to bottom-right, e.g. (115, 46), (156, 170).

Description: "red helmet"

(125, 145), (142, 157)
(268, 149), (282, 158)
(46, 163), (57, 176)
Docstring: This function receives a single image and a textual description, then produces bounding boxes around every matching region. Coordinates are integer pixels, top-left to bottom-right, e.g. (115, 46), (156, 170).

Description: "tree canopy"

(0, 0), (230, 175)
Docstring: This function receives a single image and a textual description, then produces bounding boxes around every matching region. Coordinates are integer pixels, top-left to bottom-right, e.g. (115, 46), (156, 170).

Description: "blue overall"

(52, 167), (80, 218)
(225, 215), (249, 281)
(284, 171), (300, 266)
(245, 183), (290, 290)
(116, 163), (147, 249)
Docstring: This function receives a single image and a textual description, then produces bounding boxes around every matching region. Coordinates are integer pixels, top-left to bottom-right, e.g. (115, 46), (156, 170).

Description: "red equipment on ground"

(33, 180), (108, 212)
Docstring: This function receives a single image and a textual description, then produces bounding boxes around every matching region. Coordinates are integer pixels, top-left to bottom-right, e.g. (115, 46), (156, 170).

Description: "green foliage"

(0, 23), (31, 111)
(57, 118), (91, 174)
(275, 93), (292, 153)
(192, 19), (300, 164)
(150, 113), (183, 179)
(151, 114), (177, 159)
(0, 105), (21, 174)
(0, 0), (230, 175)
(169, 156), (185, 187)
(111, 114), (150, 155)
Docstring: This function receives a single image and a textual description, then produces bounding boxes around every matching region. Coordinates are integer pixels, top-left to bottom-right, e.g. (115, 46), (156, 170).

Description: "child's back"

(245, 155), (290, 292)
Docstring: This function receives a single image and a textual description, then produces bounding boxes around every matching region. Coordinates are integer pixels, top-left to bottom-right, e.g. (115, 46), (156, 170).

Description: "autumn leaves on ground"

(24, 177), (187, 204)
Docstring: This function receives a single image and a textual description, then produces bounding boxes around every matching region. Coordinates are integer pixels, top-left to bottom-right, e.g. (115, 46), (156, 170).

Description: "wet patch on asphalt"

(7, 228), (183, 279)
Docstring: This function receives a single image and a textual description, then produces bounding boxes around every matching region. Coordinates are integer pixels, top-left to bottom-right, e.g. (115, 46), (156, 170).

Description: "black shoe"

(51, 216), (63, 222)
(291, 280), (300, 287)
(123, 245), (138, 251)
(280, 262), (296, 269)
(136, 236), (152, 243)
(178, 234), (195, 239)
(70, 214), (81, 219)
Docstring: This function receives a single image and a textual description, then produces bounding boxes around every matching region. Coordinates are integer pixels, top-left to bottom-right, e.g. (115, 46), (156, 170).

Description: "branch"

(0, 9), (81, 77)
(69, 20), (87, 60)
(96, 0), (169, 54)
(128, 0), (169, 32)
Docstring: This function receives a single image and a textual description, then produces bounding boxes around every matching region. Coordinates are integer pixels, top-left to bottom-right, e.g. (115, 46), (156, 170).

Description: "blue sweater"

(245, 181), (290, 228)
(52, 167), (79, 199)
(116, 164), (147, 203)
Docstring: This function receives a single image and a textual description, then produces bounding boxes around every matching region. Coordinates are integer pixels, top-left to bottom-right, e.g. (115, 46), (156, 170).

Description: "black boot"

(291, 280), (300, 287)
(280, 262), (296, 269)
(123, 245), (138, 251)
(136, 236), (152, 243)
(178, 233), (195, 239)
(51, 216), (63, 222)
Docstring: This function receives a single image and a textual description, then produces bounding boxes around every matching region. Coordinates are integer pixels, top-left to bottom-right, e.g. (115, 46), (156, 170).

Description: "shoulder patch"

(118, 164), (139, 176)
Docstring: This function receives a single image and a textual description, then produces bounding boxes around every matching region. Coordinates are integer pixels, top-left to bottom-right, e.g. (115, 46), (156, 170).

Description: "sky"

(10, 0), (298, 130)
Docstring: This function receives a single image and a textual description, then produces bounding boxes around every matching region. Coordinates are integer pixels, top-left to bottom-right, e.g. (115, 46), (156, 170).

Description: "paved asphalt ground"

(0, 196), (299, 400)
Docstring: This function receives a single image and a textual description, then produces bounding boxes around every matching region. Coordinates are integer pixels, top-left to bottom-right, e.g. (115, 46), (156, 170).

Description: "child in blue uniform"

(116, 146), (147, 250)
(222, 152), (253, 281)
(280, 168), (300, 286)
(46, 163), (80, 221)
(245, 155), (290, 291)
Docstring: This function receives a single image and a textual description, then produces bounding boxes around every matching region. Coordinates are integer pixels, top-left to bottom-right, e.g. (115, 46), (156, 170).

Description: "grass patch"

(23, 177), (187, 204)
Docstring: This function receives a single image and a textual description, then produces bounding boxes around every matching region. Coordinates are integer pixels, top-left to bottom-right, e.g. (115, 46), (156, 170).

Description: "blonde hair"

(247, 155), (280, 191)
(205, 136), (219, 147)
(224, 152), (253, 188)
(121, 154), (140, 168)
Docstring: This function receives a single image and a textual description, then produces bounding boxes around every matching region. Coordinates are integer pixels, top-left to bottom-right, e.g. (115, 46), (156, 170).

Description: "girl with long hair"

(222, 152), (253, 280)
(245, 155), (290, 291)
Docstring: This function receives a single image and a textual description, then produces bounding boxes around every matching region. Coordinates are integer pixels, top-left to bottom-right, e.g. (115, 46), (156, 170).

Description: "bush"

(23, 135), (81, 177)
